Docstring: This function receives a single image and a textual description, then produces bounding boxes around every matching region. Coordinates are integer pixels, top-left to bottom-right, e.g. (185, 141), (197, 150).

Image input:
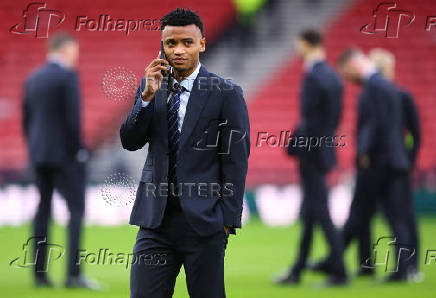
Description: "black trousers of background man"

(130, 201), (229, 298)
(33, 161), (86, 278)
(291, 161), (346, 278)
(400, 172), (419, 271)
(341, 166), (413, 277)
(340, 167), (377, 271)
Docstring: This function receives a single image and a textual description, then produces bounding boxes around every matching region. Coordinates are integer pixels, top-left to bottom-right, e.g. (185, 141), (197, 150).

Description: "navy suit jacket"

(120, 65), (250, 236)
(22, 62), (82, 166)
(357, 73), (410, 171)
(288, 61), (343, 173)
(398, 89), (420, 167)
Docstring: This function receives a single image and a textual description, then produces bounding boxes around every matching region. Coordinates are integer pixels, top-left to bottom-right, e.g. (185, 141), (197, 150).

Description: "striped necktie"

(167, 83), (186, 190)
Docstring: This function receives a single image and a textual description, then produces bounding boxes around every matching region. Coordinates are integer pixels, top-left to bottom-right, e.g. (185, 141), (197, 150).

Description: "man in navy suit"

(22, 33), (96, 288)
(120, 8), (250, 298)
(361, 49), (421, 279)
(335, 48), (412, 281)
(276, 29), (347, 285)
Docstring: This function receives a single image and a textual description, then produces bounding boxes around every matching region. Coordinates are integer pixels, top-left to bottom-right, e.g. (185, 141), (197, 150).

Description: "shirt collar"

(363, 66), (378, 81)
(173, 62), (201, 92)
(304, 59), (323, 72)
(47, 54), (68, 68)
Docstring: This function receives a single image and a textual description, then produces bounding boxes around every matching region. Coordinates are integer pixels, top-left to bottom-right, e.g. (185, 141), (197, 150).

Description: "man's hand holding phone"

(141, 52), (169, 102)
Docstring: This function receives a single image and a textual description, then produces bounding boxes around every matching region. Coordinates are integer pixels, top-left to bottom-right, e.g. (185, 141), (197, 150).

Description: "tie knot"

(173, 83), (187, 93)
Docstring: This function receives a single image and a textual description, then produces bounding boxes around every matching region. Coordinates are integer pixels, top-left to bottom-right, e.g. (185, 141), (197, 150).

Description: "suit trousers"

(343, 166), (413, 276)
(291, 161), (346, 277)
(342, 167), (378, 268)
(130, 203), (229, 298)
(33, 161), (86, 278)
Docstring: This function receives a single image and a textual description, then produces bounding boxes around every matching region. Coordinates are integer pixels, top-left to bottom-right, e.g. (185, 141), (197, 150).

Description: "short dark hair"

(160, 8), (204, 37)
(337, 47), (362, 66)
(299, 29), (323, 46)
(48, 32), (77, 51)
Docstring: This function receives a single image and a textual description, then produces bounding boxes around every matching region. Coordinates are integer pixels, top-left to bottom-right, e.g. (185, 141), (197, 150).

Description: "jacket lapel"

(179, 65), (211, 150)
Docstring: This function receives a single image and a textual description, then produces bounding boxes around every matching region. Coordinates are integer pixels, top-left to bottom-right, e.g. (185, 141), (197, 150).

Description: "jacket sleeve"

(357, 92), (377, 158)
(64, 72), (81, 157)
(120, 77), (155, 151)
(402, 91), (421, 165)
(220, 85), (250, 228)
(22, 80), (30, 140)
(287, 75), (323, 157)
(301, 76), (324, 138)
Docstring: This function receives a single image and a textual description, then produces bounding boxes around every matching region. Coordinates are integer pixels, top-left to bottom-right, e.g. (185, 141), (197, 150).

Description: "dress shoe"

(65, 275), (100, 290)
(324, 274), (349, 287)
(407, 268), (424, 283)
(383, 272), (408, 283)
(35, 276), (54, 288)
(356, 267), (375, 277)
(273, 271), (300, 285)
(307, 260), (332, 274)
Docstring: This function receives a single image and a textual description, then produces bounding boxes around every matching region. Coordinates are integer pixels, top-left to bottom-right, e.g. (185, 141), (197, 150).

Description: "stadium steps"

(202, 0), (353, 100)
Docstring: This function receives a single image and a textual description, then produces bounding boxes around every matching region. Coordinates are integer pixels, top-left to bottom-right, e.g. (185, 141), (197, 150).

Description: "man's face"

(62, 41), (79, 68)
(295, 39), (308, 57)
(339, 60), (363, 85)
(161, 24), (205, 74)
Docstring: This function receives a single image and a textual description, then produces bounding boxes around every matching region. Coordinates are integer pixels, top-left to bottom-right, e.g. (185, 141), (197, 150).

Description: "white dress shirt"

(142, 62), (201, 132)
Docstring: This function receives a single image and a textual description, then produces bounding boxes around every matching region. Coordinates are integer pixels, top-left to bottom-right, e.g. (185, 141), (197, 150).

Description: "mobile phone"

(160, 40), (172, 76)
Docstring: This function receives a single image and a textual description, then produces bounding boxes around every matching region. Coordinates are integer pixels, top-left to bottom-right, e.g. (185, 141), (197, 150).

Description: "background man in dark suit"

(120, 8), (250, 298)
(369, 49), (421, 279)
(22, 33), (95, 288)
(276, 29), (347, 286)
(335, 48), (412, 282)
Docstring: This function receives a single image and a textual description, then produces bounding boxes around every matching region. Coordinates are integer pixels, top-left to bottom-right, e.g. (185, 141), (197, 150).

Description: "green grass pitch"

(1, 217), (435, 297)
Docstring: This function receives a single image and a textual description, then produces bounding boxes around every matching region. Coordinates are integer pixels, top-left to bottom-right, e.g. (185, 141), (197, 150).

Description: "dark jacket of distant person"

(357, 72), (410, 171)
(288, 61), (343, 173)
(23, 61), (82, 166)
(398, 88), (420, 167)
